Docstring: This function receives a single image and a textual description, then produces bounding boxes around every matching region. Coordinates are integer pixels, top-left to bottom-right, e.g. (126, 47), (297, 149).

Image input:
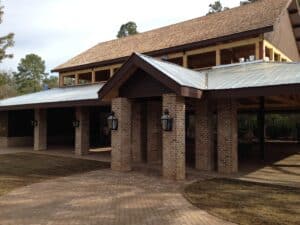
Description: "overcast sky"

(0, 0), (241, 75)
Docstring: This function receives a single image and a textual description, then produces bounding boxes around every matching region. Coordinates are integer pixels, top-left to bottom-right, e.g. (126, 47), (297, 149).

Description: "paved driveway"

(0, 169), (234, 225)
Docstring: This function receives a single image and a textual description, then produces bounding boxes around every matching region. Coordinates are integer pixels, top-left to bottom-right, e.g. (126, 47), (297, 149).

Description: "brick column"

(162, 94), (185, 180)
(195, 97), (214, 171)
(217, 98), (238, 173)
(147, 100), (162, 163)
(0, 111), (8, 148)
(111, 97), (132, 171)
(131, 101), (142, 163)
(34, 109), (47, 151)
(75, 107), (90, 156)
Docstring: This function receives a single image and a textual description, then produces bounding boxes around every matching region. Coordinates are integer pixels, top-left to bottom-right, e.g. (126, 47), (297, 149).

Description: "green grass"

(0, 152), (110, 196)
(184, 178), (300, 225)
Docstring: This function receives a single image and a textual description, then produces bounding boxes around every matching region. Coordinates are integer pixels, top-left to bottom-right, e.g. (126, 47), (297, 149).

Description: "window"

(187, 51), (216, 69)
(95, 69), (110, 82)
(274, 53), (281, 62)
(221, 44), (255, 65)
(78, 72), (92, 84)
(166, 57), (183, 66)
(63, 74), (75, 86)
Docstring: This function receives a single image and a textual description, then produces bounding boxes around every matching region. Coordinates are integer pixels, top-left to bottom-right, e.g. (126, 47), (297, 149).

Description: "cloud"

(0, 0), (241, 75)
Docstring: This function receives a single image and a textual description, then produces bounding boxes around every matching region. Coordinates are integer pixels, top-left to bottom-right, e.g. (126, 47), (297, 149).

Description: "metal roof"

(136, 53), (207, 89)
(1, 55), (300, 110)
(0, 83), (104, 108)
(136, 54), (300, 91)
(206, 61), (300, 90)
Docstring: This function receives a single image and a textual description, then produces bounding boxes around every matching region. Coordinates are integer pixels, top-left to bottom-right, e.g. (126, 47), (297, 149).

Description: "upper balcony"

(58, 37), (292, 87)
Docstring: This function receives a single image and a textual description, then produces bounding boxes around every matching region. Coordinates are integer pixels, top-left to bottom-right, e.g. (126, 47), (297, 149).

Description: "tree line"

(0, 1), (57, 99)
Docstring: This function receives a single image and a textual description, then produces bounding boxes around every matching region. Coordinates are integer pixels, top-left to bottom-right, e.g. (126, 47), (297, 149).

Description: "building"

(0, 0), (299, 179)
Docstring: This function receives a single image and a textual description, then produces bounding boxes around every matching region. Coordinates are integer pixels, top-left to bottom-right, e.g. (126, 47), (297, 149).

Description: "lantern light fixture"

(161, 109), (173, 131)
(72, 120), (80, 128)
(107, 111), (118, 131)
(31, 120), (38, 127)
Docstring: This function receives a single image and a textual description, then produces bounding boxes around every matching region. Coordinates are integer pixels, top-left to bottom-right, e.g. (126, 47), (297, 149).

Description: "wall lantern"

(31, 120), (38, 127)
(72, 120), (80, 128)
(161, 109), (173, 131)
(107, 112), (118, 131)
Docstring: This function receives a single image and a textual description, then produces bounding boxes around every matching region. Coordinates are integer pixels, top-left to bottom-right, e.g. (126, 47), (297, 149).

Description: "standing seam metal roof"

(206, 61), (300, 90)
(0, 83), (104, 107)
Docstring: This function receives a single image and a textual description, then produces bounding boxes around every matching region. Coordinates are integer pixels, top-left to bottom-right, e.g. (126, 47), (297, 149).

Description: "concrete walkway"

(0, 169), (235, 225)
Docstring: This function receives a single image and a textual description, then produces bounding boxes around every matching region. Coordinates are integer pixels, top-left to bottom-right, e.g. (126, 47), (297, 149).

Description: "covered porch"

(0, 84), (112, 156)
(99, 53), (300, 180)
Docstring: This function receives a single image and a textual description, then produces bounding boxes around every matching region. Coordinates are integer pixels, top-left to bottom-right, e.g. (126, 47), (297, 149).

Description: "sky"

(0, 0), (242, 75)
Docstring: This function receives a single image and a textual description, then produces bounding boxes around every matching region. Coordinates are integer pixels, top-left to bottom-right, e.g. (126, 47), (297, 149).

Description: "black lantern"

(107, 112), (118, 131)
(72, 120), (80, 128)
(31, 120), (38, 127)
(161, 109), (173, 131)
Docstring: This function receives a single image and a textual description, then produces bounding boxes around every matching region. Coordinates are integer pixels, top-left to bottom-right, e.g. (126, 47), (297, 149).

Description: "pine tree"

(117, 21), (138, 38)
(14, 54), (48, 94)
(0, 1), (14, 63)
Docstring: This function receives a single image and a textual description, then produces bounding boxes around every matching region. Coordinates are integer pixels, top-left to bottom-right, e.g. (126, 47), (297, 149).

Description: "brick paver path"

(0, 169), (235, 225)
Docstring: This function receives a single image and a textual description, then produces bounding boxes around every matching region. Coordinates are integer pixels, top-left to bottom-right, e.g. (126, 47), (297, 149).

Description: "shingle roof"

(53, 0), (290, 72)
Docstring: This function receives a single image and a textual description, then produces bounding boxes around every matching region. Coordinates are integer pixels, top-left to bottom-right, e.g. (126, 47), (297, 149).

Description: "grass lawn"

(0, 152), (110, 196)
(184, 178), (300, 225)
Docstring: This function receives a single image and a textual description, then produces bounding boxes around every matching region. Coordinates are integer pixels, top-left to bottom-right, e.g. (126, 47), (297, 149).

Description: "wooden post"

(110, 68), (114, 77)
(255, 41), (260, 60)
(269, 48), (274, 61)
(59, 75), (63, 87)
(257, 97), (265, 161)
(216, 48), (221, 66)
(183, 54), (188, 68)
(261, 41), (266, 60)
(92, 71), (96, 83)
(75, 73), (79, 85)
